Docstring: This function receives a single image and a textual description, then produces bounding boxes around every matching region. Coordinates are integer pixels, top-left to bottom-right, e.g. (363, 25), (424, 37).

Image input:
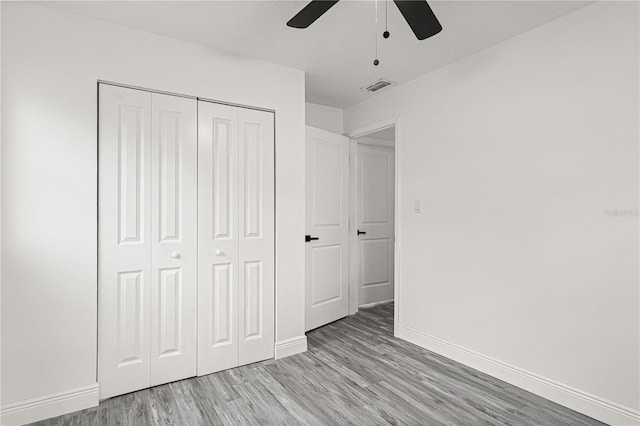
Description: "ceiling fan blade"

(287, 0), (340, 29)
(393, 0), (442, 40)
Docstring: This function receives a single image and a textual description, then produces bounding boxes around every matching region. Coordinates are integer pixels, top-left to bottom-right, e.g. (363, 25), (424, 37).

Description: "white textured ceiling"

(43, 1), (591, 108)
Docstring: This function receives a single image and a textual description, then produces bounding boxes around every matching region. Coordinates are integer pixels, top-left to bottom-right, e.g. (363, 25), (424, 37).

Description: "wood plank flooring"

(31, 303), (603, 425)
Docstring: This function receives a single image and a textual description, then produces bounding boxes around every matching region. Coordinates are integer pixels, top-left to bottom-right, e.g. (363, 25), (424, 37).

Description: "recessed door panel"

(118, 105), (145, 245)
(99, 85), (152, 399)
(157, 267), (182, 357)
(243, 122), (263, 239)
(116, 270), (145, 367)
(361, 155), (390, 224)
(312, 142), (343, 226)
(305, 126), (349, 331)
(213, 119), (233, 240)
(211, 263), (233, 347)
(243, 261), (263, 339)
(157, 111), (181, 242)
(310, 245), (343, 306)
(360, 239), (391, 286)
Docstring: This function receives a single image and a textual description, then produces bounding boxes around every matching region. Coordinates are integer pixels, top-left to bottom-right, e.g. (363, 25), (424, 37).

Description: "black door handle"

(305, 235), (320, 242)
(357, 230), (367, 235)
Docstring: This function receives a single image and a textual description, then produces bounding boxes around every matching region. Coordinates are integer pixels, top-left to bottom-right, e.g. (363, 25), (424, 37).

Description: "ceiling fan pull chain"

(384, 0), (390, 39)
(375, 0), (378, 23)
(374, 0), (380, 66)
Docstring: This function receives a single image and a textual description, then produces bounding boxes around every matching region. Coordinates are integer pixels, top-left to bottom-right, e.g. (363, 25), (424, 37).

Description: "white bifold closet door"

(197, 101), (275, 376)
(98, 85), (197, 399)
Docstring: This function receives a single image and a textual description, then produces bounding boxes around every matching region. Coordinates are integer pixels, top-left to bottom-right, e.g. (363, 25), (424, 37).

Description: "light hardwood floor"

(31, 303), (602, 425)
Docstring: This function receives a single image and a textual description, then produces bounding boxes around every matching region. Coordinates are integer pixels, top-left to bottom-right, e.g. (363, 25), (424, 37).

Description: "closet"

(98, 84), (274, 399)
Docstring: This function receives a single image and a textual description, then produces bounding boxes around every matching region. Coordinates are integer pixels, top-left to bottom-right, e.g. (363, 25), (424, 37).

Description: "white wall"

(345, 2), (639, 424)
(1, 2), (305, 422)
(305, 102), (344, 134)
(356, 136), (395, 148)
(0, 2), (3, 409)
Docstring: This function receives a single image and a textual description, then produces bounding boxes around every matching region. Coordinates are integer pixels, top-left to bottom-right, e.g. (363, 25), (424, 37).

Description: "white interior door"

(198, 101), (274, 375)
(99, 85), (198, 399)
(305, 126), (349, 331)
(99, 84), (152, 399)
(149, 93), (197, 387)
(357, 144), (395, 306)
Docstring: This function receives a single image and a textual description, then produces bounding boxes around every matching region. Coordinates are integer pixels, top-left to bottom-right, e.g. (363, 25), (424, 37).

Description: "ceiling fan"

(287, 0), (442, 41)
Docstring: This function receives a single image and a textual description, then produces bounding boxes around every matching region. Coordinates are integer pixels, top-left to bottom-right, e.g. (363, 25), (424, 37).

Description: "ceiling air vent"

(362, 78), (393, 93)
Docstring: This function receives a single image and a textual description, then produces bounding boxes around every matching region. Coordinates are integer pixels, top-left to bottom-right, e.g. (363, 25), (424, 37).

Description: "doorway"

(349, 124), (396, 318)
(304, 119), (399, 333)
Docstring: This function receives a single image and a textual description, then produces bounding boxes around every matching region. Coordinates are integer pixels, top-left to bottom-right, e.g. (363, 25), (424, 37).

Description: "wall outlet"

(414, 199), (421, 213)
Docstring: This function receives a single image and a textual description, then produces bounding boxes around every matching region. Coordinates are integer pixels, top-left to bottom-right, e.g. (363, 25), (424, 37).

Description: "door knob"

(215, 250), (225, 256)
(357, 230), (367, 235)
(305, 235), (319, 242)
(171, 252), (180, 259)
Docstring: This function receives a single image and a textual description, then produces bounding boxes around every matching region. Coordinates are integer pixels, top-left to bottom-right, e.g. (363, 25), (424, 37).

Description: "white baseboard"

(396, 325), (639, 426)
(275, 335), (307, 359)
(358, 298), (394, 309)
(1, 383), (99, 426)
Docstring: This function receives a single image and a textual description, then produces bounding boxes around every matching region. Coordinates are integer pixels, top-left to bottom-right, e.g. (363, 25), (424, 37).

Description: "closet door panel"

(238, 109), (275, 365)
(99, 85), (152, 399)
(150, 93), (197, 386)
(197, 101), (240, 375)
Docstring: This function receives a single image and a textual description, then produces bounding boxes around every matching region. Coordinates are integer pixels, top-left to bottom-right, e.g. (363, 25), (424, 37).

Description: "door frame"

(347, 116), (401, 335)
